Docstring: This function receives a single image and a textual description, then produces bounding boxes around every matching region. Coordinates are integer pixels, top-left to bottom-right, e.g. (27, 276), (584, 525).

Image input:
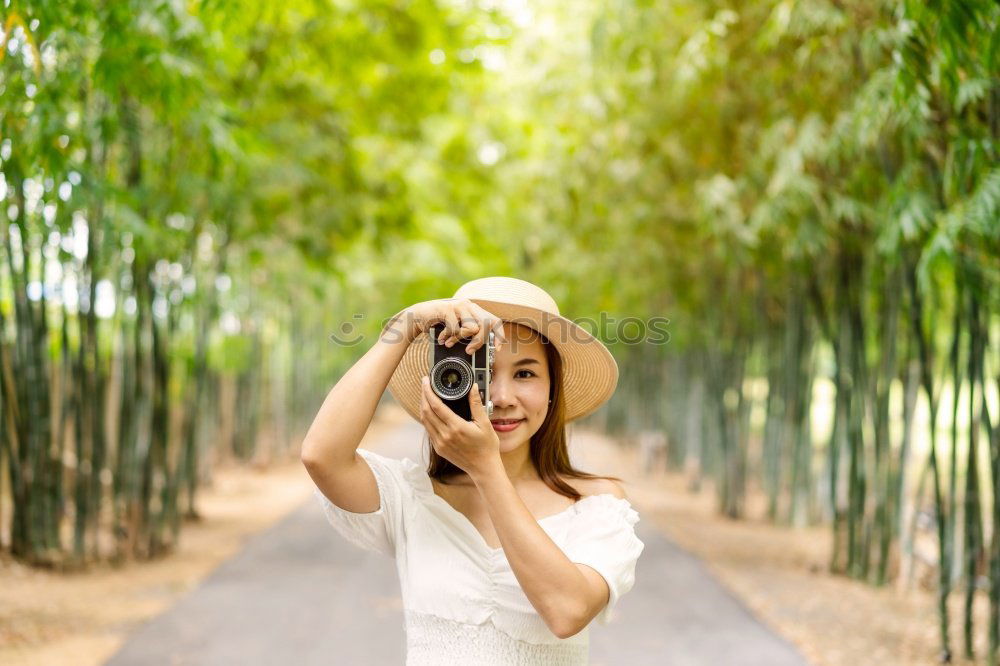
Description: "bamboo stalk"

(906, 256), (952, 663)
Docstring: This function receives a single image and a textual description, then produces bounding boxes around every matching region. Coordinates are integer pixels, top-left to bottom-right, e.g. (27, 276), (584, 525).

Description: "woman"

(301, 276), (644, 665)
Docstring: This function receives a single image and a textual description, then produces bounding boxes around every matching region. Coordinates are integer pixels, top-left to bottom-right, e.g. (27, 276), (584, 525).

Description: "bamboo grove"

(553, 1), (998, 662)
(0, 0), (490, 565)
(1, 0), (998, 663)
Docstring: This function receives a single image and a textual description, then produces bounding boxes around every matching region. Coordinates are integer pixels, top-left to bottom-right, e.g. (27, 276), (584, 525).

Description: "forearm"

(471, 458), (588, 637)
(300, 313), (414, 466)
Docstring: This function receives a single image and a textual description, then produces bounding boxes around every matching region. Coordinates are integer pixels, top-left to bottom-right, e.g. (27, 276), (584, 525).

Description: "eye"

(515, 369), (536, 378)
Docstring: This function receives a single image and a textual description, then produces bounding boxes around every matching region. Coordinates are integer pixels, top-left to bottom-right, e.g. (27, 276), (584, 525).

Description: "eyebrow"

(513, 359), (541, 367)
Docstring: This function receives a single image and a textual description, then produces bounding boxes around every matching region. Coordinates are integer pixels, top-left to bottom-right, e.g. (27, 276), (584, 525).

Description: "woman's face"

(488, 322), (551, 452)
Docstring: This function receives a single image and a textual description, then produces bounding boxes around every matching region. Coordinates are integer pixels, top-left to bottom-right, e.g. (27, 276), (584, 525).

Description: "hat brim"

(386, 300), (619, 423)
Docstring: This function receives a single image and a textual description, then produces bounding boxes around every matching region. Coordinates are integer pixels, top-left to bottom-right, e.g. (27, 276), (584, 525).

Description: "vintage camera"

(428, 322), (495, 421)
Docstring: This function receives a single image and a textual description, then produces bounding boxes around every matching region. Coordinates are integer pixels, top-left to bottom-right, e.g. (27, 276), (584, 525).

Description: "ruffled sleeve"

(563, 495), (645, 625)
(312, 448), (414, 558)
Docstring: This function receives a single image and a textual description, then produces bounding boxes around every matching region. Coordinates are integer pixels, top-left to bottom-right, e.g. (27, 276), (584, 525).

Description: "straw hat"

(386, 277), (619, 423)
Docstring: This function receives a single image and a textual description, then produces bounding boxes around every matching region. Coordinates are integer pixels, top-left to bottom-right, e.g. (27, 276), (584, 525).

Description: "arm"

(471, 461), (625, 639)
(300, 313), (416, 512)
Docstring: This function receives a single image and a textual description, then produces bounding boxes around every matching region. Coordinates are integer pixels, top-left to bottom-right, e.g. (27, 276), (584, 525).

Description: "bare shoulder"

(571, 477), (627, 500)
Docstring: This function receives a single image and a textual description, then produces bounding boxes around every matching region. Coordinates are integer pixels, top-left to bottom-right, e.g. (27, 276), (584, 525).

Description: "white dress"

(313, 448), (645, 666)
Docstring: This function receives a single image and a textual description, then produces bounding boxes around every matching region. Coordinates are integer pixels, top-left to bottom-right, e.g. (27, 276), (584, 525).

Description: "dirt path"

(104, 417), (808, 665)
(0, 457), (315, 666)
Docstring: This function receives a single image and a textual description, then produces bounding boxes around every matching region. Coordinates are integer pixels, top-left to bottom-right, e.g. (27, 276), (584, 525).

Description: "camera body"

(428, 323), (495, 421)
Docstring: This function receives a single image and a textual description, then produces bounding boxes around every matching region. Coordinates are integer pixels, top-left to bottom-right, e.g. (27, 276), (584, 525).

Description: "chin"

(498, 440), (528, 454)
(499, 430), (535, 452)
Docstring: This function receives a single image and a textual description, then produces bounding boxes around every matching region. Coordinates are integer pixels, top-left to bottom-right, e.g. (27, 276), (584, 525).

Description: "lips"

(490, 418), (524, 432)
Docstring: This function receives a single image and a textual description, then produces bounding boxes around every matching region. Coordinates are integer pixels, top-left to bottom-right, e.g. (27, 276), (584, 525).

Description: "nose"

(489, 374), (516, 409)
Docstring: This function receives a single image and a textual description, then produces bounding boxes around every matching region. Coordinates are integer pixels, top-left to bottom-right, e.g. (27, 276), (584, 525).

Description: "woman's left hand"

(420, 376), (500, 477)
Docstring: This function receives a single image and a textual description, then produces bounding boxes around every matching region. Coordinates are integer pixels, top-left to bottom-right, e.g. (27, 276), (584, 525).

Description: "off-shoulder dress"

(313, 448), (645, 666)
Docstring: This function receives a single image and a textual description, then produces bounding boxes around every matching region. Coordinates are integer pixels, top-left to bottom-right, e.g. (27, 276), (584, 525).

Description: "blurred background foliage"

(0, 0), (997, 661)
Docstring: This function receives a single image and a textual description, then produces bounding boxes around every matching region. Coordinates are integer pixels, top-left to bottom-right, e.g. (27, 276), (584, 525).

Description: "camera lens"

(442, 369), (462, 390)
(430, 357), (474, 400)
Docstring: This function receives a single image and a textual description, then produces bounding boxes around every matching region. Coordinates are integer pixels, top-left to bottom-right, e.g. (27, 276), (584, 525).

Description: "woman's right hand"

(399, 298), (508, 355)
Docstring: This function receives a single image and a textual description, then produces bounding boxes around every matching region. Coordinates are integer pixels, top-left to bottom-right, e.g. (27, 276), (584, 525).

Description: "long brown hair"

(427, 330), (622, 500)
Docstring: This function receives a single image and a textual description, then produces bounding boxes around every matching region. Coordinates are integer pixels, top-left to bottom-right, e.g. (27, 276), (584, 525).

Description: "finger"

(466, 308), (497, 354)
(422, 376), (455, 427)
(421, 396), (442, 440)
(453, 305), (480, 346)
(462, 310), (487, 355)
(428, 384), (471, 433)
(439, 308), (460, 346)
(468, 385), (490, 426)
(421, 391), (447, 445)
(419, 382), (433, 427)
(492, 317), (508, 348)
